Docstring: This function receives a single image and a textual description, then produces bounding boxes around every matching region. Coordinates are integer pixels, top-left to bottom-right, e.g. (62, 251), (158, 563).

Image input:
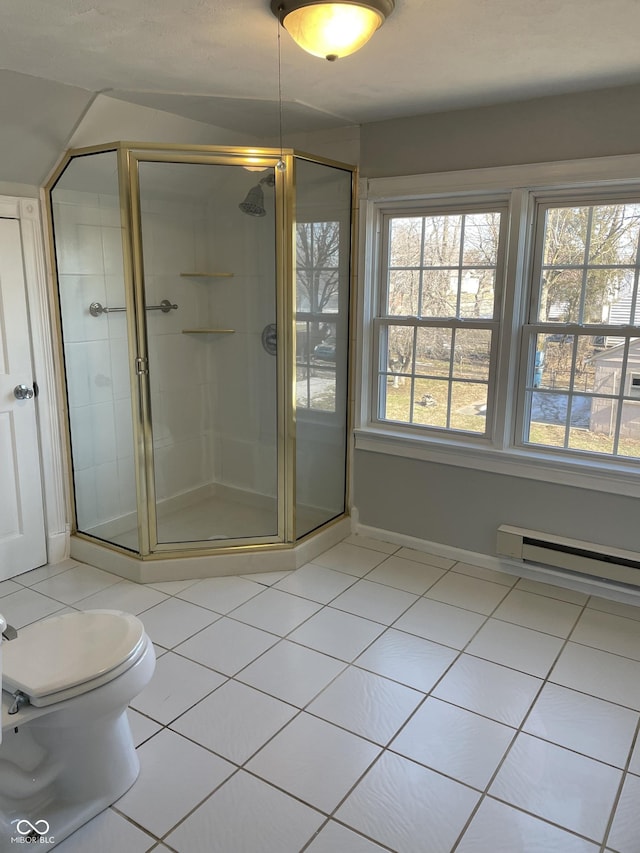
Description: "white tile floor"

(3, 537), (640, 851)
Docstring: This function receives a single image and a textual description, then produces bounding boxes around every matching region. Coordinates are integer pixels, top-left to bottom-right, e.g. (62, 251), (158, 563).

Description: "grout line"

(106, 805), (162, 845)
(598, 716), (640, 852)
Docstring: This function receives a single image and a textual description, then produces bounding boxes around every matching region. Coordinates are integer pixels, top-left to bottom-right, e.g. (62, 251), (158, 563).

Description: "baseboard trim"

(47, 526), (71, 565)
(353, 521), (640, 606)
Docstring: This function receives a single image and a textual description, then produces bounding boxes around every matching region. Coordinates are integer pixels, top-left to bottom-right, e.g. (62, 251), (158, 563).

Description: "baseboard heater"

(497, 524), (640, 588)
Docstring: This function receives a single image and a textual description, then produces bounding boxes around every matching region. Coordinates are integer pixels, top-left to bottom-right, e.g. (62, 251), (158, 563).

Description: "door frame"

(0, 194), (68, 564)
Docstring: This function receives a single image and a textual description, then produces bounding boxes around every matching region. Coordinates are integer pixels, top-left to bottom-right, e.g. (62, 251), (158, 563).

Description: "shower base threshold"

(69, 516), (350, 584)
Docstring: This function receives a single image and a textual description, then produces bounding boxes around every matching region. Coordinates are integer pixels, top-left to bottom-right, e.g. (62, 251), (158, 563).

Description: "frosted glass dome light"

(271, 0), (395, 61)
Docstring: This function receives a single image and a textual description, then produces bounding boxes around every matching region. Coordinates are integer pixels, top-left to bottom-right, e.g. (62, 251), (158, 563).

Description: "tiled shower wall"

(203, 178), (278, 500)
(55, 188), (138, 533)
(141, 195), (214, 508)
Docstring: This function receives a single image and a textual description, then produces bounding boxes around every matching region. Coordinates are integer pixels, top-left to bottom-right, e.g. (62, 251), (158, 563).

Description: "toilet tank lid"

(2, 610), (146, 701)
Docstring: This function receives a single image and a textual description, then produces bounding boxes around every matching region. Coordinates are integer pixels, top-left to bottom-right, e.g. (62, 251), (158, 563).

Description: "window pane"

(413, 378), (448, 427)
(539, 204), (640, 328)
(575, 335), (599, 391)
(568, 392), (615, 454)
(528, 390), (568, 441)
(591, 337), (627, 399)
(453, 329), (492, 381)
(458, 269), (496, 319)
(530, 332), (603, 392)
(542, 206), (588, 266)
(415, 327), (451, 377)
(462, 212), (501, 266)
(526, 420), (566, 448)
(387, 325), (415, 376)
(584, 270), (612, 324)
(588, 203), (640, 265)
(421, 270), (457, 317)
(618, 403), (640, 457)
(381, 375), (411, 422)
(589, 396), (620, 443)
(538, 270), (583, 323)
(567, 421), (615, 454)
(599, 270), (638, 325)
(388, 269), (420, 315)
(423, 215), (462, 266)
(537, 334), (575, 391)
(450, 382), (487, 433)
(390, 217), (422, 267)
(525, 388), (567, 448)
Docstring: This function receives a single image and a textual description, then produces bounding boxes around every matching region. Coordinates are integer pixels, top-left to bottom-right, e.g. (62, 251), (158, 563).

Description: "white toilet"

(0, 609), (155, 850)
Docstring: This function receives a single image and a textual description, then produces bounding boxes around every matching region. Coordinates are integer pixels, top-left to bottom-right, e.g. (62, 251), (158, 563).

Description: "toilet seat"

(2, 610), (148, 707)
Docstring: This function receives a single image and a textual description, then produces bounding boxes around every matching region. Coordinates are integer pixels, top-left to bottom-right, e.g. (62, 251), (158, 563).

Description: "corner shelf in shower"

(181, 329), (236, 334)
(180, 272), (234, 278)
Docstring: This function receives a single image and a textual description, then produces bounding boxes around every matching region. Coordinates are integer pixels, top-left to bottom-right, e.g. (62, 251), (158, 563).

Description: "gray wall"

(354, 452), (639, 555)
(354, 84), (640, 558)
(0, 70), (94, 186)
(361, 83), (640, 177)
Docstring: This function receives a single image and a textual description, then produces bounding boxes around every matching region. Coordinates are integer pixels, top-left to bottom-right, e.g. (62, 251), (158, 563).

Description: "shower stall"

(46, 143), (354, 581)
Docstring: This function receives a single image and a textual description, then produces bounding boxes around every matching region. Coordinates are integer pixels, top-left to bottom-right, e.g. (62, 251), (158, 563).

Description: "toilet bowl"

(0, 609), (155, 850)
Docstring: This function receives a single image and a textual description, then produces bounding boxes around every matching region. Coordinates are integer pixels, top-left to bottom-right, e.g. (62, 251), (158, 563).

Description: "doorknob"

(14, 384), (34, 400)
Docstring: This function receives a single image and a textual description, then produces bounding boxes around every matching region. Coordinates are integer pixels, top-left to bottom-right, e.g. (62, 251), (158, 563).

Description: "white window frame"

(355, 154), (640, 498)
(515, 188), (640, 458)
(372, 198), (509, 442)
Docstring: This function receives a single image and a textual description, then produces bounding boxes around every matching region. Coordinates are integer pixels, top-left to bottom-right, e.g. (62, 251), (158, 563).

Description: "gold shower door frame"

(46, 141), (355, 560)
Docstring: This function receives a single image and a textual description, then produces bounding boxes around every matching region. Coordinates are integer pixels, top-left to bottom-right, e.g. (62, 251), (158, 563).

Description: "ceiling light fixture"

(271, 0), (394, 61)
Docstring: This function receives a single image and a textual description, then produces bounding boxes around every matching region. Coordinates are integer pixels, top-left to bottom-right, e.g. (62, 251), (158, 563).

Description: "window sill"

(354, 426), (640, 498)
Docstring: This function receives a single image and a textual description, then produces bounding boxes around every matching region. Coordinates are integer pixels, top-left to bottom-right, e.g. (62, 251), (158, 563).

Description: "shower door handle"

(14, 384), (34, 400)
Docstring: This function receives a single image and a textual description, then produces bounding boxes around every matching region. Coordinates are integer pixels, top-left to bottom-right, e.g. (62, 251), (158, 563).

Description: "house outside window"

(628, 371), (640, 399)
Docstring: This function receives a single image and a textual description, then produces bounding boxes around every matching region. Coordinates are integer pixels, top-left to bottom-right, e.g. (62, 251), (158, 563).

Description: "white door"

(0, 217), (47, 579)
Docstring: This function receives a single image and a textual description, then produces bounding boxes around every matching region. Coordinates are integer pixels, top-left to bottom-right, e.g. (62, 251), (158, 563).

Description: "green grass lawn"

(382, 375), (640, 458)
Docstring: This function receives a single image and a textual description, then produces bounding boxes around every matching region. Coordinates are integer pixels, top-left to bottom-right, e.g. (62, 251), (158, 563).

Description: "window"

(520, 200), (640, 459)
(374, 204), (507, 437)
(360, 158), (640, 490)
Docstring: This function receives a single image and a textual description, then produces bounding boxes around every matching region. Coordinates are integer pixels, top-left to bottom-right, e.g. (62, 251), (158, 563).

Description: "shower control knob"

(262, 323), (277, 356)
(14, 384), (34, 400)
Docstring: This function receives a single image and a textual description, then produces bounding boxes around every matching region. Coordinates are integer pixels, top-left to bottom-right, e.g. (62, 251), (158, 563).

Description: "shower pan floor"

(82, 492), (332, 552)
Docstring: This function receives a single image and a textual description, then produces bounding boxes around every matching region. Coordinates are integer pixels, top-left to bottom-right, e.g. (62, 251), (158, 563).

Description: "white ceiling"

(4, 0), (640, 134)
(3, 0), (640, 187)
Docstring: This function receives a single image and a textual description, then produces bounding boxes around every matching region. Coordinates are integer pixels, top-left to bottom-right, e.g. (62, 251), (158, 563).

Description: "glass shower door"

(51, 150), (141, 552)
(294, 159), (352, 538)
(135, 159), (279, 547)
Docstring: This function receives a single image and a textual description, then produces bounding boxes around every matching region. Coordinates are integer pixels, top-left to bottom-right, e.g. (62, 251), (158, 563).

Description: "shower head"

(239, 173), (276, 217)
(239, 184), (266, 217)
